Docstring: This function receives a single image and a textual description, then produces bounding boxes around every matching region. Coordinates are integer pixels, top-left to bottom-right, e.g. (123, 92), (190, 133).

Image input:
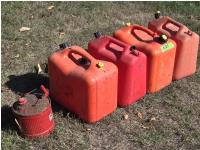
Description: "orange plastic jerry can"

(114, 24), (176, 93)
(148, 15), (199, 80)
(48, 45), (118, 123)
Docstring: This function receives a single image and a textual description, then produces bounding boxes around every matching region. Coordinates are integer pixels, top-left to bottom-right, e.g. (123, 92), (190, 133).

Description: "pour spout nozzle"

(155, 11), (161, 19)
(94, 32), (102, 38)
(40, 85), (49, 98)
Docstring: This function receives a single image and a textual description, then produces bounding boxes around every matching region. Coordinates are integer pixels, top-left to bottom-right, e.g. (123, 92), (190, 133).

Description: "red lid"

(19, 98), (28, 105)
(12, 94), (50, 116)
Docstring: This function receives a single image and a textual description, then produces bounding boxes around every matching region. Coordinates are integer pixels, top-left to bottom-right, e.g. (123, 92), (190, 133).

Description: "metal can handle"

(40, 85), (49, 98)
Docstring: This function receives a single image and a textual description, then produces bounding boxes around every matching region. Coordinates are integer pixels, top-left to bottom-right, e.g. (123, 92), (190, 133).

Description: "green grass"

(1, 1), (200, 150)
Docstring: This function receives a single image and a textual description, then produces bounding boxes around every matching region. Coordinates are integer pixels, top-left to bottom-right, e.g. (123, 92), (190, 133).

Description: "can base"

(21, 121), (55, 139)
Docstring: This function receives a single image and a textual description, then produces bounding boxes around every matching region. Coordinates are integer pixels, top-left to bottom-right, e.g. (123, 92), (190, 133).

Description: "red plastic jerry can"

(48, 45), (118, 123)
(88, 33), (147, 107)
(114, 24), (177, 93)
(148, 15), (199, 80)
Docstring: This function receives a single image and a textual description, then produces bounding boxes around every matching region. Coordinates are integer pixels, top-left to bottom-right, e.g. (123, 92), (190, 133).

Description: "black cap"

(130, 45), (136, 51)
(155, 11), (161, 19)
(59, 42), (69, 50)
(159, 34), (168, 43)
(94, 32), (102, 38)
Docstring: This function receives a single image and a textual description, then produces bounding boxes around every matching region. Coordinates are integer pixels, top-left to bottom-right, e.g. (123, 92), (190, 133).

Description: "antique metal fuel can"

(12, 85), (55, 139)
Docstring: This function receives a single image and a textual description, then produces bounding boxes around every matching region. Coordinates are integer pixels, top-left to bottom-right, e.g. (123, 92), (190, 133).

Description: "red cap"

(19, 97), (27, 105)
(40, 85), (49, 98)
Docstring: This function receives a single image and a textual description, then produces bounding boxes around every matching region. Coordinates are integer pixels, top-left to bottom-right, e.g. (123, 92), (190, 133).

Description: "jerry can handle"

(162, 17), (185, 34)
(131, 25), (157, 38)
(106, 38), (127, 52)
(69, 47), (96, 68)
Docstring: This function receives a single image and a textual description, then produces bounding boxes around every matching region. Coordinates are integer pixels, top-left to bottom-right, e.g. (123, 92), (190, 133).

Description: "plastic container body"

(48, 46), (118, 123)
(114, 24), (176, 93)
(148, 16), (199, 80)
(88, 35), (147, 107)
(12, 95), (54, 139)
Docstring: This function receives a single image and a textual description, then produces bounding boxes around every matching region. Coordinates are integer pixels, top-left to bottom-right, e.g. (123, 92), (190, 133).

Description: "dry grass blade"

(37, 64), (43, 74)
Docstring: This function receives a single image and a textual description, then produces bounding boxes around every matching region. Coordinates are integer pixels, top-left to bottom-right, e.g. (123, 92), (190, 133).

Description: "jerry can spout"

(159, 34), (168, 44)
(130, 45), (139, 56)
(155, 11), (161, 19)
(40, 85), (49, 98)
(94, 32), (102, 38)
(59, 42), (69, 50)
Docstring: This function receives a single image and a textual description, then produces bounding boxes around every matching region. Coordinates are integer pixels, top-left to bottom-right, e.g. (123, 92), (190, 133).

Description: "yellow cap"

(97, 62), (104, 69)
(161, 34), (168, 41)
(126, 22), (131, 26)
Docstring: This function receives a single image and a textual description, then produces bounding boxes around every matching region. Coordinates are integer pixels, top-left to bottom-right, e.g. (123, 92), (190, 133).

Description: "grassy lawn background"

(1, 2), (200, 149)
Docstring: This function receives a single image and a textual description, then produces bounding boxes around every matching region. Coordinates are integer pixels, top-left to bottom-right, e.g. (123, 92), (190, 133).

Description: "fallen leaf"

(19, 27), (31, 32)
(150, 117), (156, 121)
(48, 5), (54, 10)
(29, 15), (34, 20)
(59, 32), (65, 38)
(141, 125), (151, 129)
(123, 114), (129, 120)
(14, 54), (20, 58)
(137, 111), (143, 119)
(86, 128), (91, 131)
(126, 22), (131, 26)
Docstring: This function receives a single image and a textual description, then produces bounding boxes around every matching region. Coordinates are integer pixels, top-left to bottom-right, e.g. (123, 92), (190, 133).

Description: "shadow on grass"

(5, 73), (49, 96)
(3, 72), (84, 133)
(1, 105), (18, 132)
(2, 73), (49, 132)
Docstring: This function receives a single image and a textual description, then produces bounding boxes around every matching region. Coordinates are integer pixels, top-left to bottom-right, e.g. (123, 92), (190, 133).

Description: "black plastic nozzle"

(130, 45), (139, 56)
(94, 32), (102, 39)
(155, 11), (161, 19)
(159, 34), (168, 43)
(130, 45), (136, 51)
(59, 42), (69, 50)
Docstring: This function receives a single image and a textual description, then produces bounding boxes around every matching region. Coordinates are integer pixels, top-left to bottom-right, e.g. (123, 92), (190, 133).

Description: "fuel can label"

(49, 113), (53, 121)
(161, 42), (174, 53)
